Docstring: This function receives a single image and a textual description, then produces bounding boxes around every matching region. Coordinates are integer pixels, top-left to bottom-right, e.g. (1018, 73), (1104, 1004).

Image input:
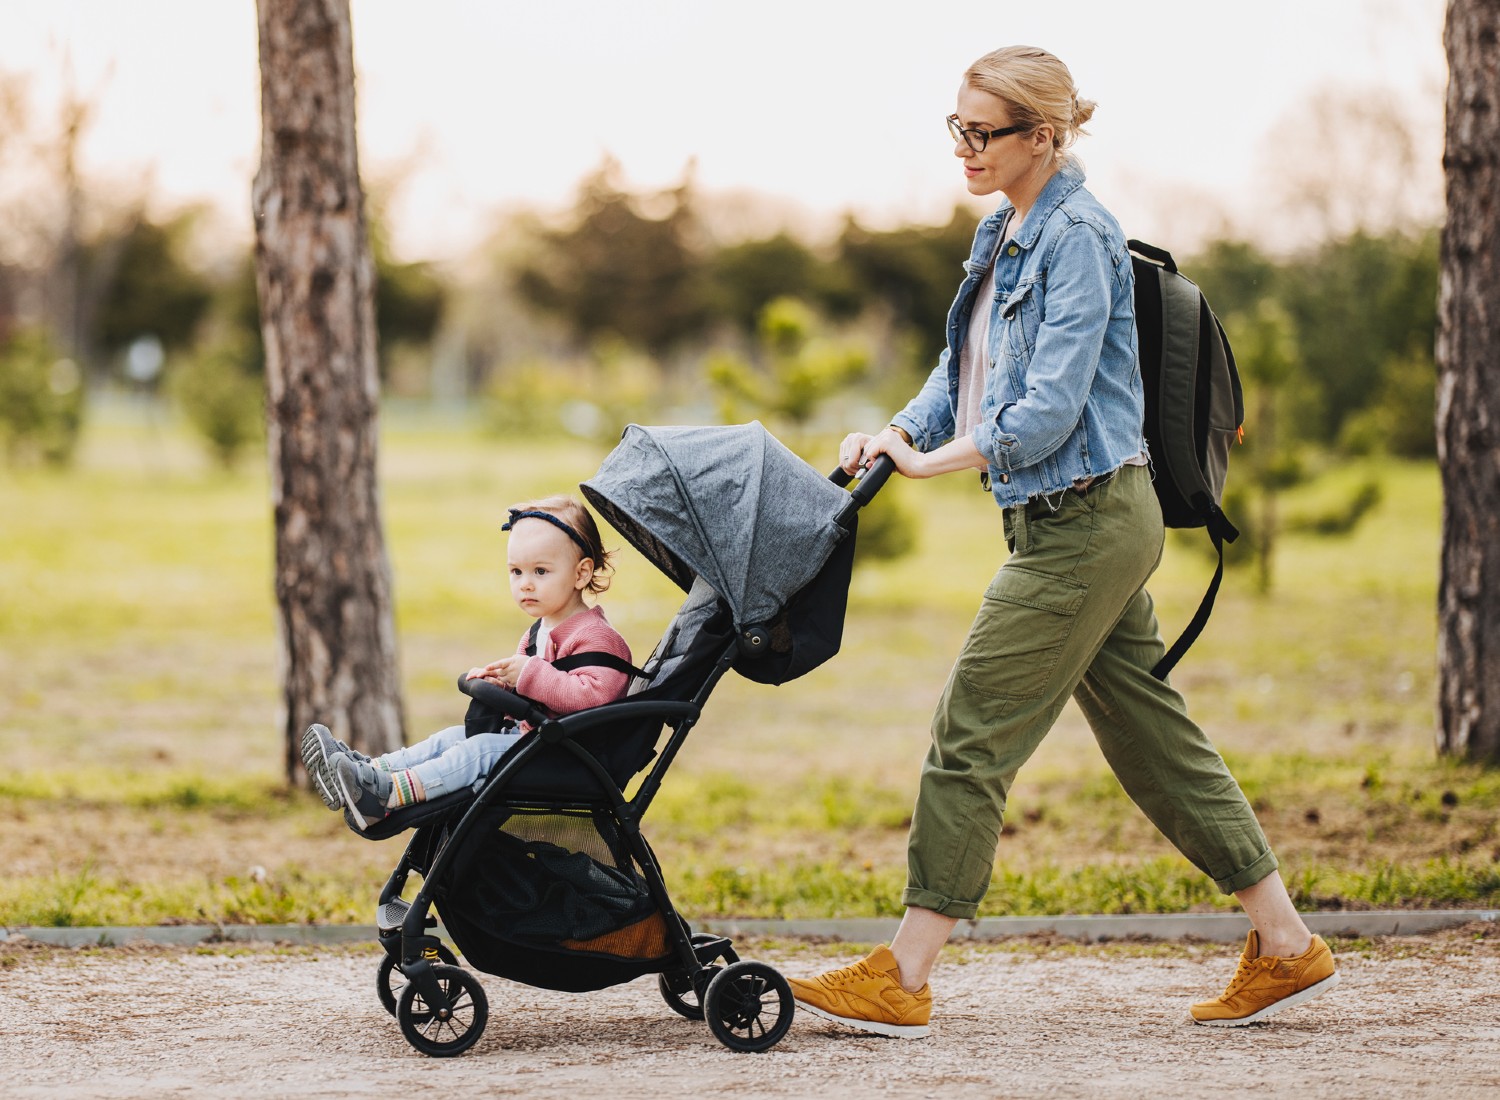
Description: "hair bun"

(1073, 95), (1097, 130)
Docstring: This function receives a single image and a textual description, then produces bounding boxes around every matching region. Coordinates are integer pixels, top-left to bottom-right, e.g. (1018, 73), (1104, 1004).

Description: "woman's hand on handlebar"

(841, 427), (918, 475)
(841, 427), (926, 478)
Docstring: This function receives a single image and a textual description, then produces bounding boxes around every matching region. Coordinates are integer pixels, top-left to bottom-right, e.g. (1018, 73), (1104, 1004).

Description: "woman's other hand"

(838, 431), (875, 475)
(841, 427), (916, 474)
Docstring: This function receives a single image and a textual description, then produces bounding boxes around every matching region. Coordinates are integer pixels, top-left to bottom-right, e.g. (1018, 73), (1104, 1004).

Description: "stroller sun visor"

(581, 422), (852, 628)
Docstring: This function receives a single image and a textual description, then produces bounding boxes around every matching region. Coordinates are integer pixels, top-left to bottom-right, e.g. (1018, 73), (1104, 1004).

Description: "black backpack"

(1128, 239), (1244, 681)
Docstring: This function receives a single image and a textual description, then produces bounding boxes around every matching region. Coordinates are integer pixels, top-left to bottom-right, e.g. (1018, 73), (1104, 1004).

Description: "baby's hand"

(485, 654), (529, 690)
(466, 655), (525, 689)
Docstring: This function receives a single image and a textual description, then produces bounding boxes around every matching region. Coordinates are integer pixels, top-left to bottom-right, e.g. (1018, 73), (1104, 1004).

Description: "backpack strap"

(1151, 500), (1240, 681)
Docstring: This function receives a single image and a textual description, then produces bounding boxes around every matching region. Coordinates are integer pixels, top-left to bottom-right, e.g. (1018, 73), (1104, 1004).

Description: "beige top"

(955, 260), (998, 441)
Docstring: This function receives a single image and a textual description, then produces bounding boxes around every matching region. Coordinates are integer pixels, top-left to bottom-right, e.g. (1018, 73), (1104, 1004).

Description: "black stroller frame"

(366, 429), (893, 1057)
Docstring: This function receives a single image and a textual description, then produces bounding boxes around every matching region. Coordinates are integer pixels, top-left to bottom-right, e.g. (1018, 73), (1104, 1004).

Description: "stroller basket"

(437, 806), (675, 992)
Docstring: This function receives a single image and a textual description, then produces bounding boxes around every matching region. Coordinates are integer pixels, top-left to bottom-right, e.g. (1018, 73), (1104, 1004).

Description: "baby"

(302, 495), (633, 829)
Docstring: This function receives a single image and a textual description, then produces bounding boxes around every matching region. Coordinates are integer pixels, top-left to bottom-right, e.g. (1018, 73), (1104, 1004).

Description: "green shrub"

(169, 339), (264, 469)
(0, 327), (85, 466)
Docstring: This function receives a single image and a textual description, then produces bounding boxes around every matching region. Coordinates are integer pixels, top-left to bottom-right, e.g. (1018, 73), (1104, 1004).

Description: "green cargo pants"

(903, 464), (1277, 919)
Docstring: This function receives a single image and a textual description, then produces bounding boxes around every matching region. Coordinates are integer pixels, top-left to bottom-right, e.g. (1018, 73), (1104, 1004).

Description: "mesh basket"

(437, 806), (676, 992)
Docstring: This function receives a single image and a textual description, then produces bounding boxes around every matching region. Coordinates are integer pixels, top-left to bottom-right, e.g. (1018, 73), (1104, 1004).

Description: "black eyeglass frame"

(946, 114), (1027, 153)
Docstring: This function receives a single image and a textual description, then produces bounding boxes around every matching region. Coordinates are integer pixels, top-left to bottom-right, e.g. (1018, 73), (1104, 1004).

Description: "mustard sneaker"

(787, 944), (931, 1038)
(1190, 931), (1340, 1026)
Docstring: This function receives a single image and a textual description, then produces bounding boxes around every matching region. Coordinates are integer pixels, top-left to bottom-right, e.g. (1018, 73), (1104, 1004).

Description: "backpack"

(1128, 239), (1244, 681)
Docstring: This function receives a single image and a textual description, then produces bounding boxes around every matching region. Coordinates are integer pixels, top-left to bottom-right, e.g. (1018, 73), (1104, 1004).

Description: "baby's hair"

(506, 495), (616, 594)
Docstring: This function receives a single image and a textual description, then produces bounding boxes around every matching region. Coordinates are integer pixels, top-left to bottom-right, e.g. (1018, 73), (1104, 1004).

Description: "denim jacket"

(891, 163), (1146, 509)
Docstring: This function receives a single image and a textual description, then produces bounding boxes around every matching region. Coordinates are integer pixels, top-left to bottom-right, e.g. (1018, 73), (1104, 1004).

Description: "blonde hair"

(507, 494), (616, 594)
(963, 46), (1096, 161)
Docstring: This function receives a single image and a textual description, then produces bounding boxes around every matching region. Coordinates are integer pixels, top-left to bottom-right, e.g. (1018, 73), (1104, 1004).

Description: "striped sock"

(387, 769), (421, 809)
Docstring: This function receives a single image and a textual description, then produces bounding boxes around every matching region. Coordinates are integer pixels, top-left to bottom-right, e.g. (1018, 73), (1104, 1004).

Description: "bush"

(0, 327), (85, 467)
(169, 339), (265, 469)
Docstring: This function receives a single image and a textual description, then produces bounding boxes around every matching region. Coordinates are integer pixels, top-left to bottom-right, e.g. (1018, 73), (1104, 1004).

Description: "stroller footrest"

(377, 898), (411, 933)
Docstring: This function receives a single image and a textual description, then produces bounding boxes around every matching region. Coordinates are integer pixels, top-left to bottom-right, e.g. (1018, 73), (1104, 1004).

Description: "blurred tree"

(833, 206), (979, 369)
(706, 297), (869, 430)
(1437, 0), (1500, 765)
(367, 198), (447, 383)
(91, 211), (214, 370)
(1338, 349), (1437, 459)
(169, 334), (265, 469)
(1279, 230), (1439, 443)
(253, 0), (405, 779)
(515, 158), (708, 356)
(215, 255), (267, 373)
(709, 232), (829, 336)
(1185, 239), (1280, 322)
(0, 326), (83, 466)
(1225, 301), (1303, 594)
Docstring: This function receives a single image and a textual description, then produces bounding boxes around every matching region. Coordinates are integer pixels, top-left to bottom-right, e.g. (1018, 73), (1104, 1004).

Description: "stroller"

(361, 422), (894, 1056)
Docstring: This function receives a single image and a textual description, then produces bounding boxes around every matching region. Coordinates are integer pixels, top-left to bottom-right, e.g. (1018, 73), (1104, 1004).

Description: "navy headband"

(502, 509), (595, 560)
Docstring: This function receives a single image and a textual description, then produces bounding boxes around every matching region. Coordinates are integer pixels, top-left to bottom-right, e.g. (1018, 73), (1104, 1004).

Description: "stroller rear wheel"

(703, 961), (795, 1053)
(659, 932), (740, 1021)
(396, 964), (489, 1057)
(377, 943), (458, 1016)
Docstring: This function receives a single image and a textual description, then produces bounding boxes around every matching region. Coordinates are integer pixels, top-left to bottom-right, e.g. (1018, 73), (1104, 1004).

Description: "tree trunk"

(1437, 0), (1500, 763)
(251, 0), (404, 783)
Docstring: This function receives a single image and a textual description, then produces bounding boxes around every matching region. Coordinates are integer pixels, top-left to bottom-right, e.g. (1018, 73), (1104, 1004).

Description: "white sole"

(300, 726), (343, 810)
(1192, 971), (1341, 1027)
(794, 997), (930, 1039)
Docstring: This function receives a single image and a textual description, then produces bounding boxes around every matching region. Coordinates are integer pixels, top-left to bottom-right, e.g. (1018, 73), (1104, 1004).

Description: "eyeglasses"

(946, 114), (1026, 153)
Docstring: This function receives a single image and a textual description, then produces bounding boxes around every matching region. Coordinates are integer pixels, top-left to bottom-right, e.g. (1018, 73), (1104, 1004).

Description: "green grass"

(0, 401), (1491, 927)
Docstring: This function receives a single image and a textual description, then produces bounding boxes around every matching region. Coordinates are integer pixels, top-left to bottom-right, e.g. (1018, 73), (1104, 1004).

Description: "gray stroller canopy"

(581, 423), (852, 628)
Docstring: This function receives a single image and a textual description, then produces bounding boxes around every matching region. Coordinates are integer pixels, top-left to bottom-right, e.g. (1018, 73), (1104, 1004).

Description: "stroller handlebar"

(830, 452), (896, 510)
(457, 673), (549, 727)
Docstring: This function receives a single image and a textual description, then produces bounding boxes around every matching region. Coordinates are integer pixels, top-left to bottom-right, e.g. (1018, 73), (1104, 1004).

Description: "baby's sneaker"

(300, 724), (375, 810)
(332, 755), (393, 830)
(300, 724), (345, 809)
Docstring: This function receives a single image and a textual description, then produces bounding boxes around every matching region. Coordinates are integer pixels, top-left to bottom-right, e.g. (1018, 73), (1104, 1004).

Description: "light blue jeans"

(376, 725), (524, 799)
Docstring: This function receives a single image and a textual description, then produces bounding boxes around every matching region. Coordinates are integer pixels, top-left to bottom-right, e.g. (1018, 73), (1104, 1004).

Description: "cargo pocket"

(957, 566), (1087, 701)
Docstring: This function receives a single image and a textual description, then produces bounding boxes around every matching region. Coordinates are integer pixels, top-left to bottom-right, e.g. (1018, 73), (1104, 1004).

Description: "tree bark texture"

(252, 0), (404, 781)
(1437, 0), (1500, 763)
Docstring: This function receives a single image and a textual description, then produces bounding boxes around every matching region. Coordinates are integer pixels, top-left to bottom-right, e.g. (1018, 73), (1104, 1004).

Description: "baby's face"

(506, 520), (591, 621)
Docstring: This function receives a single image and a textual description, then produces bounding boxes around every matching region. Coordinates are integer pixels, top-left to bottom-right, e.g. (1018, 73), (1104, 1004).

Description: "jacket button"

(1007, 244), (1019, 257)
(999, 473), (1010, 484)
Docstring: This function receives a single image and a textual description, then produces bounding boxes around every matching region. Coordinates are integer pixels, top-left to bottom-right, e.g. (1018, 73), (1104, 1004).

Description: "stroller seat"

(355, 577), (730, 841)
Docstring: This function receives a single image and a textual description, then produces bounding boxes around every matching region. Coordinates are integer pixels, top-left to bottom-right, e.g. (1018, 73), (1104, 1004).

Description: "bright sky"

(2, 0), (1449, 262)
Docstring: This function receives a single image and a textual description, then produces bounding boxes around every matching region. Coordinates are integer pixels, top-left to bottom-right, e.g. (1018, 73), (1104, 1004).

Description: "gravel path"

(3, 931), (1497, 1099)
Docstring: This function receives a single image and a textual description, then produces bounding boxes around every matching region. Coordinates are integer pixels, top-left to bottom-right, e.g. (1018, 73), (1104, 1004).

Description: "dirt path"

(2, 930), (1497, 1099)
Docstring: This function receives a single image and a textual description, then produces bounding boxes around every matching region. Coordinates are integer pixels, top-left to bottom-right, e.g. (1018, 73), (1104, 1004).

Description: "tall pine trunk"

(252, 0), (404, 782)
(1437, 0), (1500, 763)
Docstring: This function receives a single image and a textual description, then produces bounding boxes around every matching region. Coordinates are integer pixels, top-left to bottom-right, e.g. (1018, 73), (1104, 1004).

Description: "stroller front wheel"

(659, 932), (740, 1021)
(703, 961), (795, 1053)
(396, 964), (489, 1057)
(376, 944), (458, 1017)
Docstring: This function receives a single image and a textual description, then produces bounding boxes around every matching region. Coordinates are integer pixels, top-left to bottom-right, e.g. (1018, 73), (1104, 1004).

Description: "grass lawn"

(0, 401), (1495, 926)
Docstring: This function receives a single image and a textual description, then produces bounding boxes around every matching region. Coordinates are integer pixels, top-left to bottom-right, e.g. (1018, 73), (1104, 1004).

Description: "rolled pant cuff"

(1216, 849), (1280, 896)
(902, 887), (980, 920)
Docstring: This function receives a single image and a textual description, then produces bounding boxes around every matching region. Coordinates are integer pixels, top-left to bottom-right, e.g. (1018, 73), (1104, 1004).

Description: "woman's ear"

(1028, 124), (1055, 157)
(575, 557), (596, 591)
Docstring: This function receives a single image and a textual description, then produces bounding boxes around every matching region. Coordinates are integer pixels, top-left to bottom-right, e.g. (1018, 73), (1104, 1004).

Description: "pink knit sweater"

(512, 605), (633, 718)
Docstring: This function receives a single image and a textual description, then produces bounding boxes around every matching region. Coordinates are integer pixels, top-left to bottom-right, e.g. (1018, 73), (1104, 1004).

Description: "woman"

(788, 46), (1337, 1037)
